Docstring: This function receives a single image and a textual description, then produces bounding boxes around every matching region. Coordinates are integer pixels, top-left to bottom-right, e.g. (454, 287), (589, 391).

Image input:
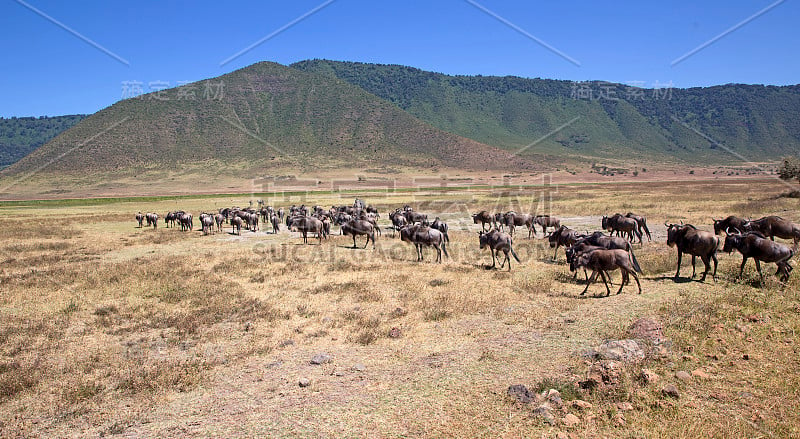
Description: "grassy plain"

(0, 178), (798, 438)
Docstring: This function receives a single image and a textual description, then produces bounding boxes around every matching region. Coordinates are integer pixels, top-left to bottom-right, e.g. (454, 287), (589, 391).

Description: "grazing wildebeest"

(625, 212), (652, 241)
(230, 216), (243, 235)
(429, 217), (449, 243)
(403, 210), (428, 224)
(146, 213), (158, 229)
(270, 214), (280, 234)
(288, 216), (325, 245)
(478, 229), (521, 271)
(341, 219), (376, 249)
(214, 213), (224, 233)
(472, 211), (494, 232)
(179, 213), (193, 231)
(744, 216), (800, 249)
(574, 249), (642, 296)
(534, 215), (560, 237)
(400, 224), (448, 263)
(665, 223), (720, 281)
(164, 211), (177, 228)
(602, 214), (642, 244)
(136, 212), (144, 228)
(389, 209), (408, 237)
(713, 215), (748, 236)
(502, 212), (535, 238)
(548, 225), (583, 261)
(723, 231), (795, 283)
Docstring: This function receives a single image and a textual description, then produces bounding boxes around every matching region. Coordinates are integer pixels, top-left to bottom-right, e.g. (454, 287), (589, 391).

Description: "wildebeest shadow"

(650, 275), (698, 284)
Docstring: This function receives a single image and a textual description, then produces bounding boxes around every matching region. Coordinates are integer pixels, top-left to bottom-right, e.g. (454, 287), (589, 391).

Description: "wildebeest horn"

(664, 221), (669, 227)
(680, 220), (684, 225)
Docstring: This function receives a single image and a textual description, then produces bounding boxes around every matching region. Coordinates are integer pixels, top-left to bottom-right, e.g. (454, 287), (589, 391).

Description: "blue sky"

(1, 0), (796, 117)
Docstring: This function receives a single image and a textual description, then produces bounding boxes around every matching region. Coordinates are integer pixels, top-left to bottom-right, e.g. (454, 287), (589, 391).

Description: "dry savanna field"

(1, 178), (799, 438)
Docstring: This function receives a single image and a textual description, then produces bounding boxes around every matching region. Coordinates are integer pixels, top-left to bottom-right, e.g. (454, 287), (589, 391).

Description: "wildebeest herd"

(136, 200), (799, 295)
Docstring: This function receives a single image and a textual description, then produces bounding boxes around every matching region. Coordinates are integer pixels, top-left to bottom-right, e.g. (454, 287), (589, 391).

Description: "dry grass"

(0, 179), (798, 437)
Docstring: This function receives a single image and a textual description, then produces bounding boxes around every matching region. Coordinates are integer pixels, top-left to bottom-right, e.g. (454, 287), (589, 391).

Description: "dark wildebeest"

(136, 212), (145, 228)
(248, 212), (259, 232)
(270, 214), (280, 234)
(145, 213), (158, 228)
(602, 214), (642, 244)
(502, 212), (535, 238)
(548, 225), (583, 261)
(400, 224), (448, 263)
(573, 232), (642, 272)
(625, 212), (652, 241)
(389, 209), (408, 236)
(712, 215), (747, 236)
(429, 217), (449, 243)
(277, 207), (285, 221)
(341, 219), (377, 249)
(178, 213), (192, 231)
(494, 213), (505, 231)
(534, 215), (560, 237)
(665, 223), (720, 282)
(288, 216), (324, 245)
(201, 214), (214, 235)
(164, 211), (177, 228)
(403, 210), (428, 224)
(574, 249), (642, 296)
(472, 211), (494, 232)
(723, 231), (795, 283)
(230, 216), (243, 235)
(744, 216), (800, 249)
(478, 229), (521, 271)
(214, 213), (224, 233)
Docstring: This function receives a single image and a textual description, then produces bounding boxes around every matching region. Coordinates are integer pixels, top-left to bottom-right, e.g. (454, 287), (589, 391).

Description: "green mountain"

(292, 59), (800, 163)
(0, 115), (86, 168)
(2, 62), (531, 180)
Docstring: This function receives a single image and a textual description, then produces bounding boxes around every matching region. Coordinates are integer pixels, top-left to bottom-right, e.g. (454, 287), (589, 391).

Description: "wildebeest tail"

(628, 244), (643, 274)
(510, 238), (521, 262)
(441, 237), (450, 258)
(642, 219), (652, 240)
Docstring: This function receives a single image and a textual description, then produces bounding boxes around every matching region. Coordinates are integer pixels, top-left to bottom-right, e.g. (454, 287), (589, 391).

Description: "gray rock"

(594, 339), (645, 362)
(563, 413), (580, 427)
(641, 368), (660, 384)
(352, 363), (365, 372)
(533, 404), (556, 425)
(572, 399), (592, 410)
(507, 384), (534, 403)
(662, 384), (680, 399)
(546, 389), (563, 408)
(298, 378), (311, 387)
(310, 353), (332, 365)
(675, 370), (691, 381)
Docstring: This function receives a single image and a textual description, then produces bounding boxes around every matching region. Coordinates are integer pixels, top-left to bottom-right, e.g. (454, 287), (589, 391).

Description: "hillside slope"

(0, 115), (86, 168)
(2, 62), (532, 180)
(292, 60), (800, 163)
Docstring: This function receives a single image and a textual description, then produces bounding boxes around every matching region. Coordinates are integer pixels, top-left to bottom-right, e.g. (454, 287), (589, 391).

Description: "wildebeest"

(341, 219), (377, 249)
(548, 225), (583, 261)
(744, 216), (800, 249)
(145, 213), (158, 229)
(429, 217), (449, 243)
(494, 213), (505, 231)
(388, 209), (408, 236)
(625, 212), (652, 241)
(247, 212), (259, 232)
(533, 215), (560, 237)
(214, 213), (224, 233)
(270, 214), (280, 234)
(403, 209), (428, 224)
(665, 223), (720, 281)
(472, 210), (494, 232)
(571, 232), (642, 273)
(723, 231), (795, 283)
(230, 216), (243, 235)
(713, 215), (747, 235)
(574, 249), (642, 296)
(164, 211), (178, 228)
(179, 213), (193, 231)
(200, 214), (214, 235)
(478, 229), (521, 271)
(602, 214), (642, 244)
(501, 212), (535, 238)
(288, 216), (325, 244)
(400, 224), (448, 263)
(135, 212), (145, 228)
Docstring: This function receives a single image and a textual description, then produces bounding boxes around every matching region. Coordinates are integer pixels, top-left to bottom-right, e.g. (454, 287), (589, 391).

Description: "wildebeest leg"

(691, 255), (697, 278)
(599, 271), (612, 296)
(675, 251), (683, 279)
(352, 234), (357, 249)
(552, 244), (559, 261)
(755, 259), (764, 283)
(629, 270), (642, 294)
(580, 271), (598, 295)
(738, 257), (748, 278)
(699, 255), (710, 282)
(490, 249), (497, 269)
(711, 253), (718, 280)
(617, 271), (629, 295)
